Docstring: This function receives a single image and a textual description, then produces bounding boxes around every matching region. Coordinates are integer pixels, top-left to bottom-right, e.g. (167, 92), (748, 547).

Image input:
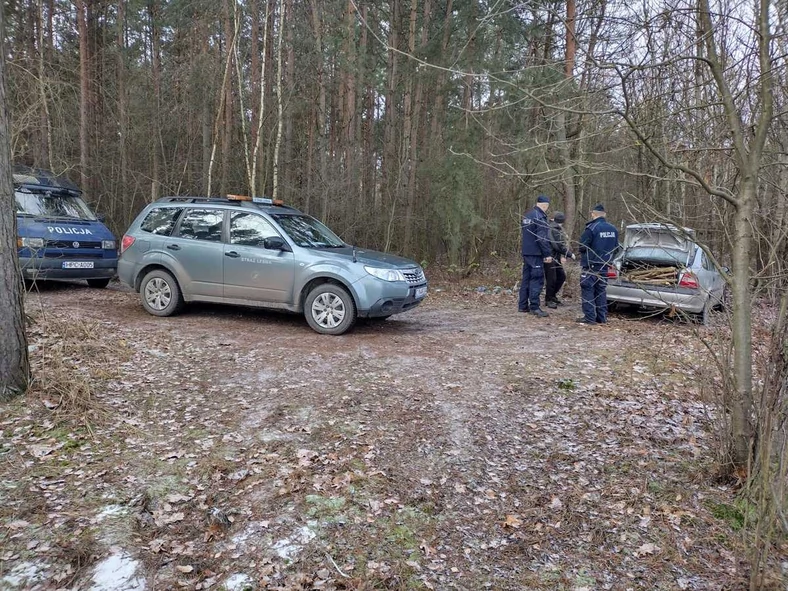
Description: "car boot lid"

(623, 223), (695, 252)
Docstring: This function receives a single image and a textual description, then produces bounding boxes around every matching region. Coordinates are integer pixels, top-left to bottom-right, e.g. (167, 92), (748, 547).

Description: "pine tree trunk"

(0, 5), (29, 400)
(360, 4), (376, 236)
(565, 0), (576, 78)
(250, 0), (261, 169)
(283, 0), (294, 203)
(261, 1), (276, 197)
(382, 0), (399, 233)
(272, 0), (285, 201)
(36, 0), (51, 169)
(309, 0), (327, 218)
(150, 1), (162, 202)
(116, 0), (127, 222)
(251, 0), (270, 198)
(400, 0), (417, 253)
(404, 0), (430, 256)
(341, 0), (357, 237)
(429, 0), (452, 151)
(76, 0), (89, 191)
(220, 0), (235, 197)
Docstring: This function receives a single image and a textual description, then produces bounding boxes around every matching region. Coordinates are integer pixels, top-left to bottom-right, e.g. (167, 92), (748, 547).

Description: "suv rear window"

(141, 207), (182, 236)
(176, 209), (224, 242)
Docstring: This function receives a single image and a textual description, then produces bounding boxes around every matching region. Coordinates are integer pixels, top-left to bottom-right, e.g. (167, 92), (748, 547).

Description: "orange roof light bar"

(227, 194), (286, 206)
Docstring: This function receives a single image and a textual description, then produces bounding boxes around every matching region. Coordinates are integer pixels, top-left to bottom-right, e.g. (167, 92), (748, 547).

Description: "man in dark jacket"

(519, 195), (552, 317)
(545, 211), (574, 308)
(577, 203), (619, 325)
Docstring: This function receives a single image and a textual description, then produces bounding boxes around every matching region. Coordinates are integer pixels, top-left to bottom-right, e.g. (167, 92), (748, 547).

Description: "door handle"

(166, 244), (181, 251)
(225, 251), (240, 258)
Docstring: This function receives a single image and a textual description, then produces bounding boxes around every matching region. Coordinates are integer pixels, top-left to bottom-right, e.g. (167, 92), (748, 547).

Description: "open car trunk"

(618, 224), (695, 286)
(619, 259), (681, 286)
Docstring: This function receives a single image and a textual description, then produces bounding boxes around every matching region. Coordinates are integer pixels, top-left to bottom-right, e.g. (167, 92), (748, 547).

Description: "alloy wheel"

(311, 292), (346, 329)
(145, 277), (172, 311)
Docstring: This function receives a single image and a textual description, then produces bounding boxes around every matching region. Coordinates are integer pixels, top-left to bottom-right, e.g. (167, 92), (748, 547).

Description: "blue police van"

(14, 166), (118, 288)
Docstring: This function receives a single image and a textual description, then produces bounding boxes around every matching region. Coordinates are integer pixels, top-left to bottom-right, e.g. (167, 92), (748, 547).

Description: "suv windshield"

(272, 214), (344, 248)
(15, 190), (96, 221)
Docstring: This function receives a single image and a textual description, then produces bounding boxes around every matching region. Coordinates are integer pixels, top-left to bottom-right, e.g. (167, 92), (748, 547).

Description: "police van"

(14, 166), (118, 288)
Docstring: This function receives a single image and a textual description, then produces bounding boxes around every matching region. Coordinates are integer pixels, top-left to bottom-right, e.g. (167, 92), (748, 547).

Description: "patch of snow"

(272, 526), (316, 561)
(90, 550), (145, 591)
(1, 561), (46, 587)
(95, 504), (127, 521)
(232, 520), (270, 547)
(224, 573), (254, 591)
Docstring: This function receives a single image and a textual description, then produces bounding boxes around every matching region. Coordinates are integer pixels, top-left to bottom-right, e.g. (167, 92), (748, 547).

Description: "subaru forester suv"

(117, 196), (427, 335)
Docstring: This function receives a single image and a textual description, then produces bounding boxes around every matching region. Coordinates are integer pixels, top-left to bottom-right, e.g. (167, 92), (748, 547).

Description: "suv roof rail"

(158, 196), (232, 203)
(156, 195), (302, 213)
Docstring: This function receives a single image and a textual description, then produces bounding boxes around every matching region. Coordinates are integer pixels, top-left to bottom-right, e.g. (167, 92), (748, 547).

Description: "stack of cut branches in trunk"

(623, 266), (678, 285)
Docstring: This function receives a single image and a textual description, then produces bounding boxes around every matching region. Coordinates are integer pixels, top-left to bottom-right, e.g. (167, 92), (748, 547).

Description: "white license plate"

(414, 286), (427, 299)
(62, 261), (94, 269)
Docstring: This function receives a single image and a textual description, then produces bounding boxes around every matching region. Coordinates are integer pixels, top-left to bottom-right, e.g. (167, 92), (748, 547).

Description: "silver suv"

(117, 196), (427, 335)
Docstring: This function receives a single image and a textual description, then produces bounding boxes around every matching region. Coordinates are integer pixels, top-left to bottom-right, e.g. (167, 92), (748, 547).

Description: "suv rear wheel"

(305, 284), (356, 335)
(140, 269), (184, 317)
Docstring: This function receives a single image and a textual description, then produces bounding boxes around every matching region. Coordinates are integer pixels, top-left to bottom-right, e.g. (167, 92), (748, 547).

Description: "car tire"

(140, 269), (184, 317)
(87, 278), (111, 289)
(714, 285), (730, 311)
(693, 301), (711, 326)
(305, 283), (356, 335)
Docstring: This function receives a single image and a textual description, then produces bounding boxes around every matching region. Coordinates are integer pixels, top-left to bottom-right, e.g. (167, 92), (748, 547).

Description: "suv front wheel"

(305, 284), (356, 335)
(140, 269), (184, 317)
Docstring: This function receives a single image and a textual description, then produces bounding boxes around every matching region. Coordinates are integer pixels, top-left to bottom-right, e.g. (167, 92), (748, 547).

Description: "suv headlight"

(102, 240), (117, 250)
(18, 237), (45, 248)
(364, 266), (406, 282)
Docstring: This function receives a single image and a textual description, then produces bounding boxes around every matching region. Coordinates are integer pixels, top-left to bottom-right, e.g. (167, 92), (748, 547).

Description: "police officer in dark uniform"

(577, 204), (619, 325)
(519, 195), (552, 317)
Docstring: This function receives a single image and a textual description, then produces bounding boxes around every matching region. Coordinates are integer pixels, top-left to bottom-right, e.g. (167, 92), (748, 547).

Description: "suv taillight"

(678, 271), (699, 289)
(120, 235), (135, 254)
(605, 265), (618, 279)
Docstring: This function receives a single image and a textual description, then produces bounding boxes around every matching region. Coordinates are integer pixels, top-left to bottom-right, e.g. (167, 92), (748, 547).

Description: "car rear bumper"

(117, 257), (137, 289)
(607, 282), (707, 313)
(20, 255), (117, 281)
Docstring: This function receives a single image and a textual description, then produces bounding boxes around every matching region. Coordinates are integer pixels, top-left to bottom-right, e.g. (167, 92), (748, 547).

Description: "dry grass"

(25, 311), (130, 427)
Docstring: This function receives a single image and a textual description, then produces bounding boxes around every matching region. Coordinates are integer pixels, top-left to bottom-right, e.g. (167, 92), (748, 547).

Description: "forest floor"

(0, 277), (779, 590)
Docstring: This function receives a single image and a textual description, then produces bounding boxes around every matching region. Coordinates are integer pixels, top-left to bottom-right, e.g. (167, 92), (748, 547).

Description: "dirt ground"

(0, 280), (769, 590)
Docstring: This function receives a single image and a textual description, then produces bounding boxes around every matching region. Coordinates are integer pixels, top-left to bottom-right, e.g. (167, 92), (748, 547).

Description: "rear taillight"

(605, 265), (618, 279)
(120, 235), (135, 254)
(678, 271), (699, 289)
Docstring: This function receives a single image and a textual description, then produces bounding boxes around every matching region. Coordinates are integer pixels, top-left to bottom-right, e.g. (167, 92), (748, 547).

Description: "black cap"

(553, 212), (566, 223)
(592, 203), (605, 212)
(537, 194), (550, 204)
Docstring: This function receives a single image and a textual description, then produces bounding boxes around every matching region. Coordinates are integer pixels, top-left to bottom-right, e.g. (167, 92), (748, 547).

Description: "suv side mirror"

(96, 213), (106, 223)
(263, 236), (290, 251)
